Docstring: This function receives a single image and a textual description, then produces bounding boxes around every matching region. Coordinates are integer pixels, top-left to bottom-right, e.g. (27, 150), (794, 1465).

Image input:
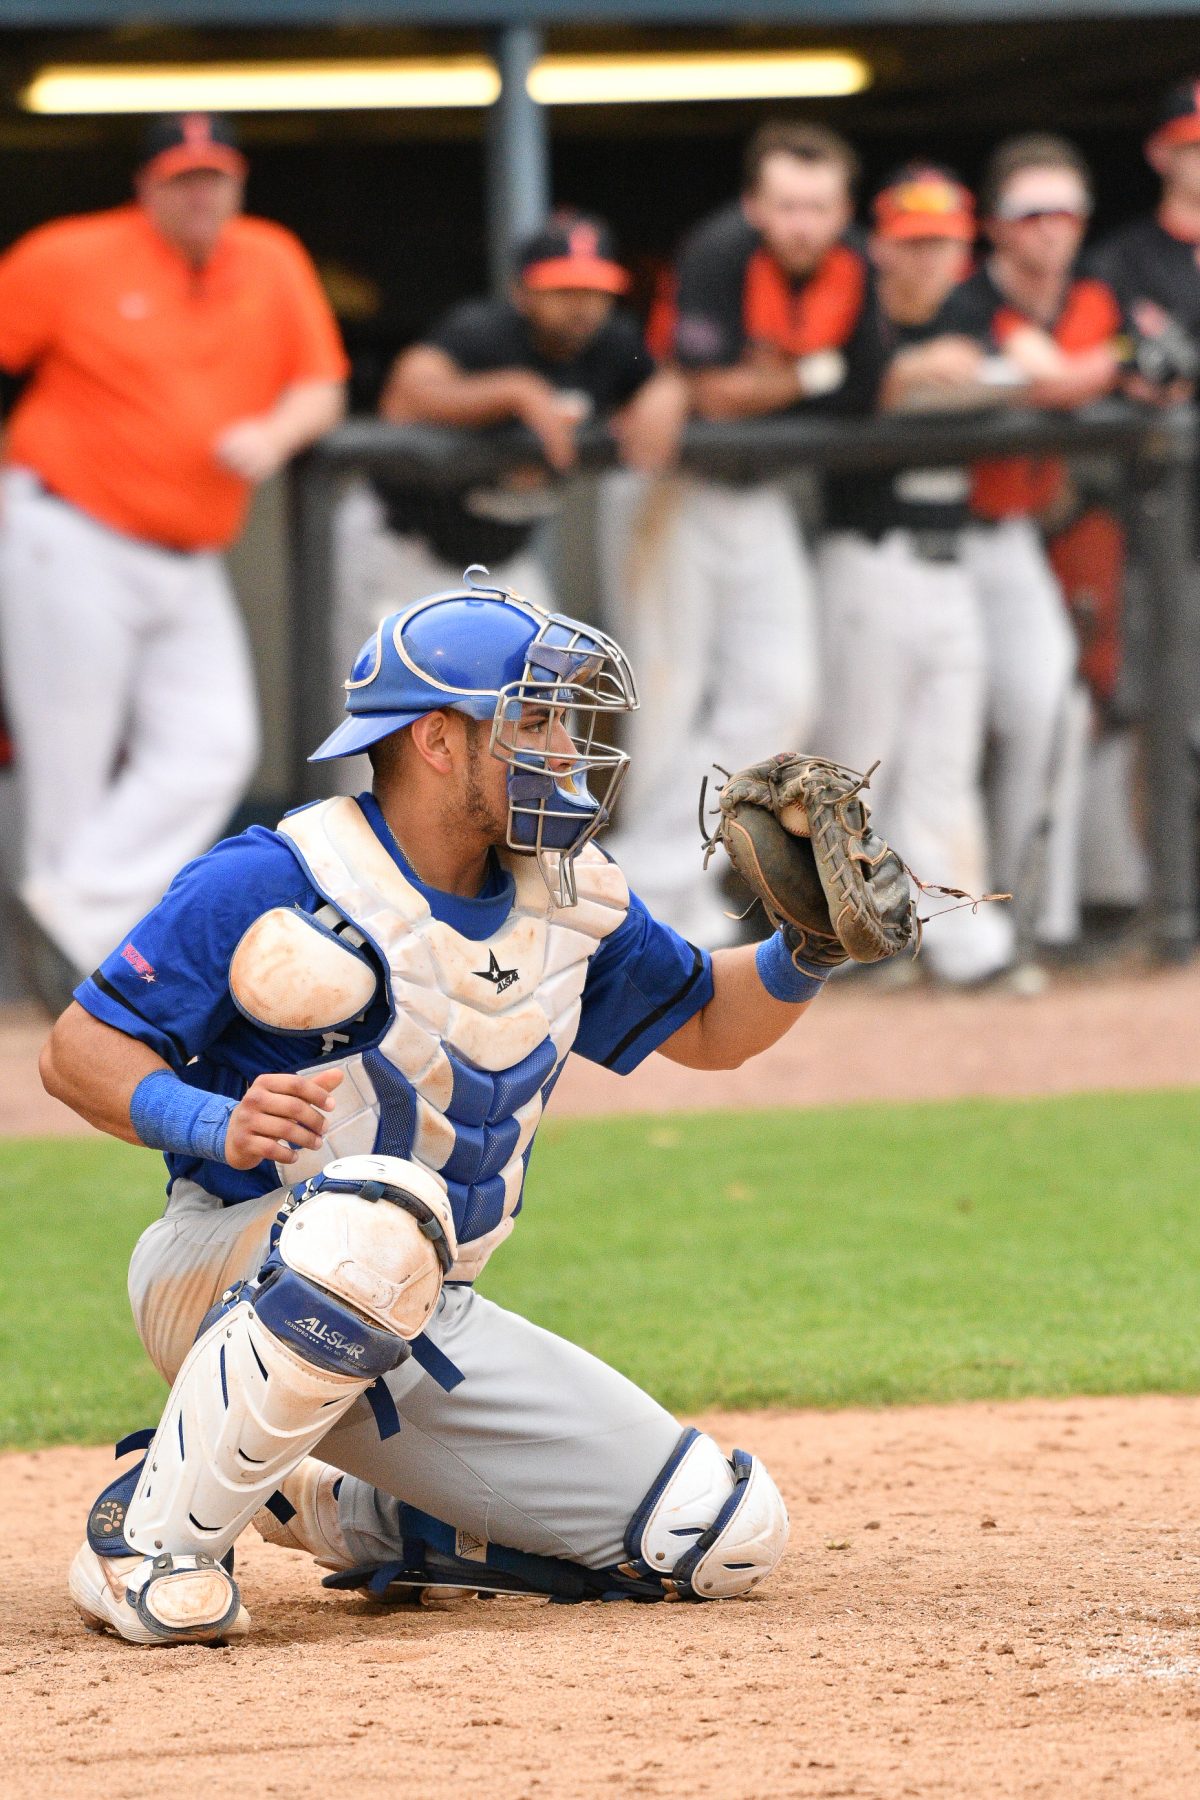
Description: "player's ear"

(409, 709), (458, 775)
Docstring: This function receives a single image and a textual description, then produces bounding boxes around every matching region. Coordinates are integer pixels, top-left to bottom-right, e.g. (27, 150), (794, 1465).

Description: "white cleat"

(69, 1542), (249, 1645)
(252, 1457), (353, 1571)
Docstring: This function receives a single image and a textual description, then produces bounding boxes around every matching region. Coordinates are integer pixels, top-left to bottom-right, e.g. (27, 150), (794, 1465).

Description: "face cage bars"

(488, 618), (638, 906)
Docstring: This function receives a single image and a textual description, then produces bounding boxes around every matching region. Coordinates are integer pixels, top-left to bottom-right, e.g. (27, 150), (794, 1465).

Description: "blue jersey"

(76, 794), (713, 1206)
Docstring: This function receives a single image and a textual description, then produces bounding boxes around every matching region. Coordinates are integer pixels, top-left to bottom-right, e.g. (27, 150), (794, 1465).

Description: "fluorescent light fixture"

(22, 61), (502, 115)
(21, 51), (870, 117)
(530, 52), (871, 106)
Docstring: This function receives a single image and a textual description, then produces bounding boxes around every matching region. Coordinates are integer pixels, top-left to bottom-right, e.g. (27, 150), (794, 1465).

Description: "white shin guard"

(123, 1297), (369, 1561)
(122, 1155), (456, 1565)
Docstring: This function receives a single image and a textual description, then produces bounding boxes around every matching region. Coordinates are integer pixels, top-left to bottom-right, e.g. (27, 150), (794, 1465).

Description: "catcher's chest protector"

(271, 798), (628, 1278)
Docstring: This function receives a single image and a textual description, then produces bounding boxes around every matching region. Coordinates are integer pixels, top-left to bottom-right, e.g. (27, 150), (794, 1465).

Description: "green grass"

(3, 1090), (1200, 1449)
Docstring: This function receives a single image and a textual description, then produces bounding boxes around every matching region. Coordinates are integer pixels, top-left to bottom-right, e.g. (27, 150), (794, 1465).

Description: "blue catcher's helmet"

(310, 568), (639, 904)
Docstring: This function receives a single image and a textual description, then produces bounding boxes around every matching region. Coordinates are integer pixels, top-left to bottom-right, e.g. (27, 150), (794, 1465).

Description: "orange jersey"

(937, 267), (1122, 520)
(0, 204), (348, 550)
(741, 242), (866, 358)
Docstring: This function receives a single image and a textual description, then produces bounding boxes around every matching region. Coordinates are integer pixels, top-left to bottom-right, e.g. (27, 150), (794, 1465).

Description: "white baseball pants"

(598, 472), (820, 944)
(1078, 726), (1149, 910)
(816, 531), (1014, 983)
(1035, 703), (1152, 943)
(128, 1178), (682, 1571)
(0, 470), (259, 973)
(963, 519), (1079, 944)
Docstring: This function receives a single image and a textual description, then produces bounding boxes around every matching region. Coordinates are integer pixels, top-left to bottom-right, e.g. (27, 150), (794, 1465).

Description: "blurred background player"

(816, 164), (1015, 984)
(603, 121), (888, 946)
(0, 112), (348, 1008)
(333, 208), (685, 684)
(1085, 80), (1200, 927)
(1091, 80), (1200, 374)
(933, 135), (1124, 958)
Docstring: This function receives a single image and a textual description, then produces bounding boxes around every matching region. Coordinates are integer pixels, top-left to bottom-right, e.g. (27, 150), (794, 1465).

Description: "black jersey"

(374, 298), (652, 567)
(1089, 214), (1200, 340)
(822, 314), (971, 539)
(1089, 213), (1200, 547)
(670, 202), (888, 415)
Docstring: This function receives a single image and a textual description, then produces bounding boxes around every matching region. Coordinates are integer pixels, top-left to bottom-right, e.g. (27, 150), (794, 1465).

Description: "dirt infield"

(6, 1395), (1200, 1800)
(7, 968), (1200, 1794)
(6, 956), (1200, 1139)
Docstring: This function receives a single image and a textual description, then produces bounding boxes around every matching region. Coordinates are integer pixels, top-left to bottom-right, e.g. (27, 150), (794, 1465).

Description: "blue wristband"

(755, 932), (828, 1004)
(130, 1069), (237, 1163)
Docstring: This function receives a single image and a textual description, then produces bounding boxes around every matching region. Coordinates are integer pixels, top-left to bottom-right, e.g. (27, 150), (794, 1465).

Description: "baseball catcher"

(42, 571), (919, 1647)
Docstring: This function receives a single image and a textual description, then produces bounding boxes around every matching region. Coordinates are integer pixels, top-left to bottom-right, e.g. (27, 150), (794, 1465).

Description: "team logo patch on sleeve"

(475, 950), (519, 993)
(120, 942), (156, 982)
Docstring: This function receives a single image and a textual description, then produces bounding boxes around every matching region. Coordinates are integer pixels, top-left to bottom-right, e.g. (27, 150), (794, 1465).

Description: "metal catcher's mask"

(489, 612), (638, 905)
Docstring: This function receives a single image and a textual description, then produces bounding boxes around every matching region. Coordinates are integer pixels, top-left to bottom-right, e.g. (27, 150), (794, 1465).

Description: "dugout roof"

(7, 1), (1200, 21)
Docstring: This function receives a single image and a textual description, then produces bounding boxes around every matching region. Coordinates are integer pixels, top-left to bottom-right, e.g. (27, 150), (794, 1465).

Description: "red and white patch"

(120, 942), (156, 983)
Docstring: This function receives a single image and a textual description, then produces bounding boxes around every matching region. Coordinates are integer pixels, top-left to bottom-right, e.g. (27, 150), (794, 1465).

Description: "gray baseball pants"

(127, 1179), (682, 1571)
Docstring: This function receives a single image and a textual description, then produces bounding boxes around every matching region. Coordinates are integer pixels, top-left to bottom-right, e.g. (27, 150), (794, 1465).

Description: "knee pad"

(265, 1153), (457, 1346)
(121, 1156), (455, 1564)
(625, 1428), (789, 1600)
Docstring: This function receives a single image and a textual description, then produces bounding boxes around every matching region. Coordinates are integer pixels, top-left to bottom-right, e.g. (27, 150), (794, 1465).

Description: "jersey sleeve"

(425, 300), (515, 371)
(931, 278), (997, 348)
(1069, 275), (1127, 345)
(1084, 229), (1149, 320)
(572, 890), (713, 1074)
(0, 224), (66, 372)
(270, 229), (350, 385)
(74, 829), (313, 1070)
(672, 219), (750, 369)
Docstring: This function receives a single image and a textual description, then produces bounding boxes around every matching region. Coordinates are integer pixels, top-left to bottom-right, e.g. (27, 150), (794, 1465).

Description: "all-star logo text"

(289, 1316), (366, 1362)
(475, 949), (519, 993)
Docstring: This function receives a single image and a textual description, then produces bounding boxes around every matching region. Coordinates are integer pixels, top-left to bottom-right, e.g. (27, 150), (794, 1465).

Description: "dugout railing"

(288, 401), (1199, 960)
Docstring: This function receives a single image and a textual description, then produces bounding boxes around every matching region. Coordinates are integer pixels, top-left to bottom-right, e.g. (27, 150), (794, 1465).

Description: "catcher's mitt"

(701, 755), (916, 967)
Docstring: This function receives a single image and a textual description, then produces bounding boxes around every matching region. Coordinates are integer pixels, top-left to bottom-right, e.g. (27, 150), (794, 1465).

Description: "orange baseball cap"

(873, 163), (976, 242)
(1147, 80), (1200, 155)
(517, 211), (630, 295)
(139, 113), (247, 182)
